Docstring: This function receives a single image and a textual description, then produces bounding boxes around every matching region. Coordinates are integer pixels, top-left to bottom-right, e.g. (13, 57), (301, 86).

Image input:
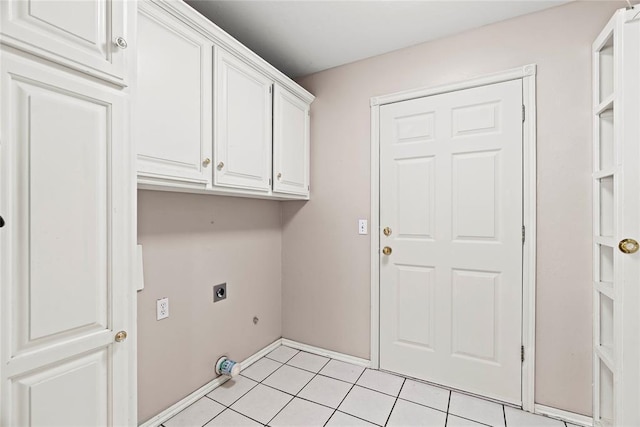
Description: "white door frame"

(369, 64), (537, 412)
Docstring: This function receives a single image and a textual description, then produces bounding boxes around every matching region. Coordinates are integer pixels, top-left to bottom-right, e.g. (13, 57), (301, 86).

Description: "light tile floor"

(161, 346), (573, 427)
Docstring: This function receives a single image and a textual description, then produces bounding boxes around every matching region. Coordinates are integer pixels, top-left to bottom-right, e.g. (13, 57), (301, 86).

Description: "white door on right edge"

(379, 79), (523, 404)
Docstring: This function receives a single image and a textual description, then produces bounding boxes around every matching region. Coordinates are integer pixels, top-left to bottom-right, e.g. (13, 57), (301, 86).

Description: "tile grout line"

(323, 365), (368, 426)
(444, 390), (452, 426)
(264, 353), (333, 426)
(383, 378), (405, 427)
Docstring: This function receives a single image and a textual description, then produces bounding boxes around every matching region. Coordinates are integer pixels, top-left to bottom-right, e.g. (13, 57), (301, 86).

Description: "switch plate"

(157, 297), (169, 320)
(358, 219), (368, 235)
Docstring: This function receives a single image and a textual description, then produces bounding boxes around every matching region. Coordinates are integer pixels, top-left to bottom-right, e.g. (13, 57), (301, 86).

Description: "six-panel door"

(136, 1), (213, 186)
(214, 47), (273, 191)
(0, 0), (130, 85)
(273, 84), (311, 197)
(379, 80), (524, 404)
(0, 50), (134, 426)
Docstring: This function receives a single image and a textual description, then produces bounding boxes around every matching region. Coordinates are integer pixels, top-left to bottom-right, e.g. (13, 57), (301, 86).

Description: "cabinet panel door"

(136, 2), (213, 186)
(0, 50), (134, 426)
(273, 85), (310, 196)
(215, 48), (272, 191)
(0, 0), (130, 85)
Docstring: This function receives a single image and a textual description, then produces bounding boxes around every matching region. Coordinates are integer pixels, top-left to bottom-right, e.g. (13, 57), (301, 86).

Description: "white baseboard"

(281, 338), (371, 367)
(535, 404), (593, 426)
(138, 339), (282, 427)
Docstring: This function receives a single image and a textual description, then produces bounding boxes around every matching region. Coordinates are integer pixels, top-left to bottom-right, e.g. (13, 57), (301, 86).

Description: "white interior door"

(379, 79), (523, 404)
(0, 50), (134, 426)
(592, 11), (640, 426)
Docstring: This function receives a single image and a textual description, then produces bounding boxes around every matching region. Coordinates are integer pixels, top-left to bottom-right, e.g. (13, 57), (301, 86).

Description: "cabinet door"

(0, 0), (131, 85)
(136, 2), (213, 186)
(214, 47), (273, 191)
(0, 50), (135, 426)
(273, 85), (311, 197)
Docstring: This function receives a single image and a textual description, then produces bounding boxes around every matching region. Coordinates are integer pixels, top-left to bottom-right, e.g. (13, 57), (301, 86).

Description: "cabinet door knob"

(217, 162), (224, 170)
(382, 246), (392, 256)
(114, 37), (128, 49)
(277, 172), (282, 180)
(619, 238), (639, 254)
(114, 331), (128, 342)
(203, 158), (211, 167)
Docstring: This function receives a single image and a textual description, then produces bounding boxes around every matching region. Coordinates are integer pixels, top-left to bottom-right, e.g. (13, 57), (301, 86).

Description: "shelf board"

(595, 94), (615, 115)
(596, 345), (615, 371)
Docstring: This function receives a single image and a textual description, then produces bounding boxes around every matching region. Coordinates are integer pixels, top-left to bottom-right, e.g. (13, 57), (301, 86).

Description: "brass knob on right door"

(382, 246), (392, 256)
(619, 238), (639, 254)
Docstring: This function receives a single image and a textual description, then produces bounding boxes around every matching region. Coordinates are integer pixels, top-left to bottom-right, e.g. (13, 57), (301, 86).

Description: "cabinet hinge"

(269, 178), (272, 186)
(522, 105), (525, 123)
(522, 225), (525, 244)
(521, 345), (525, 363)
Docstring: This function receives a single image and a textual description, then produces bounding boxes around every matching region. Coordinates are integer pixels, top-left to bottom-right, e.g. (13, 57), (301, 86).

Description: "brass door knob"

(383, 227), (392, 236)
(217, 162), (224, 170)
(203, 158), (211, 167)
(382, 246), (392, 255)
(619, 238), (639, 254)
(115, 331), (128, 342)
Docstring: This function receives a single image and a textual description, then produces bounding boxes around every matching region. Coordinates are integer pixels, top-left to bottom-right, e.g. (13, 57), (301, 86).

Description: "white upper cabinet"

(214, 47), (273, 192)
(136, 1), (213, 186)
(273, 84), (311, 197)
(0, 0), (131, 85)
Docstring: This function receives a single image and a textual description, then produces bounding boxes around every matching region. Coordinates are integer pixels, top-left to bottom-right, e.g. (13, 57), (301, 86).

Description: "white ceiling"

(186, 1), (570, 78)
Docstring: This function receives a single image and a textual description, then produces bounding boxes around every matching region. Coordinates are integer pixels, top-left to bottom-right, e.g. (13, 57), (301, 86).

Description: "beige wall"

(137, 190), (282, 423)
(283, 1), (625, 416)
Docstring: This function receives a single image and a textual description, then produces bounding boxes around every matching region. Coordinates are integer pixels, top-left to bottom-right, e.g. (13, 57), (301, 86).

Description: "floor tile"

(326, 411), (378, 426)
(387, 399), (447, 426)
(266, 346), (300, 363)
(356, 369), (404, 396)
(204, 409), (262, 426)
(448, 393), (505, 427)
(263, 364), (315, 395)
(338, 385), (396, 426)
(320, 360), (366, 383)
(207, 376), (258, 407)
(399, 379), (450, 411)
(241, 358), (282, 382)
(298, 375), (353, 408)
(164, 398), (225, 427)
(286, 351), (330, 373)
(230, 384), (292, 424)
(504, 407), (565, 426)
(446, 415), (488, 426)
(269, 397), (334, 427)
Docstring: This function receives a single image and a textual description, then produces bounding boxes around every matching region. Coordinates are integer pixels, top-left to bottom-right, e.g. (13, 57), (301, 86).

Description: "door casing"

(369, 64), (537, 412)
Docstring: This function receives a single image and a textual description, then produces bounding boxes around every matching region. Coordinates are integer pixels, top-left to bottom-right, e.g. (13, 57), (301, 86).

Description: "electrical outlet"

(157, 297), (169, 320)
(358, 219), (368, 235)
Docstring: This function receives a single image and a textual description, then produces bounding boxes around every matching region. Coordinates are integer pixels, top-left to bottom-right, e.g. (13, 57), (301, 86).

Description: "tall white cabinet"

(592, 8), (640, 427)
(135, 0), (314, 200)
(0, 2), (136, 426)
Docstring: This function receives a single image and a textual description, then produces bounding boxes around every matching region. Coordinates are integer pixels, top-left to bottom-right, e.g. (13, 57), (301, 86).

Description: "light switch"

(359, 219), (368, 235)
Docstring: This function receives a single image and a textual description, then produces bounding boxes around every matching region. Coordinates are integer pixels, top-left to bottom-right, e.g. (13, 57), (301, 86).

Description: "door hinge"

(522, 225), (525, 244)
(521, 345), (525, 363)
(522, 105), (525, 123)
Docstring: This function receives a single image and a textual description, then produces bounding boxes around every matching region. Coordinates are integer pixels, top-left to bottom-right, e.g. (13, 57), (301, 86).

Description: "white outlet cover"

(157, 297), (169, 320)
(358, 219), (368, 235)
